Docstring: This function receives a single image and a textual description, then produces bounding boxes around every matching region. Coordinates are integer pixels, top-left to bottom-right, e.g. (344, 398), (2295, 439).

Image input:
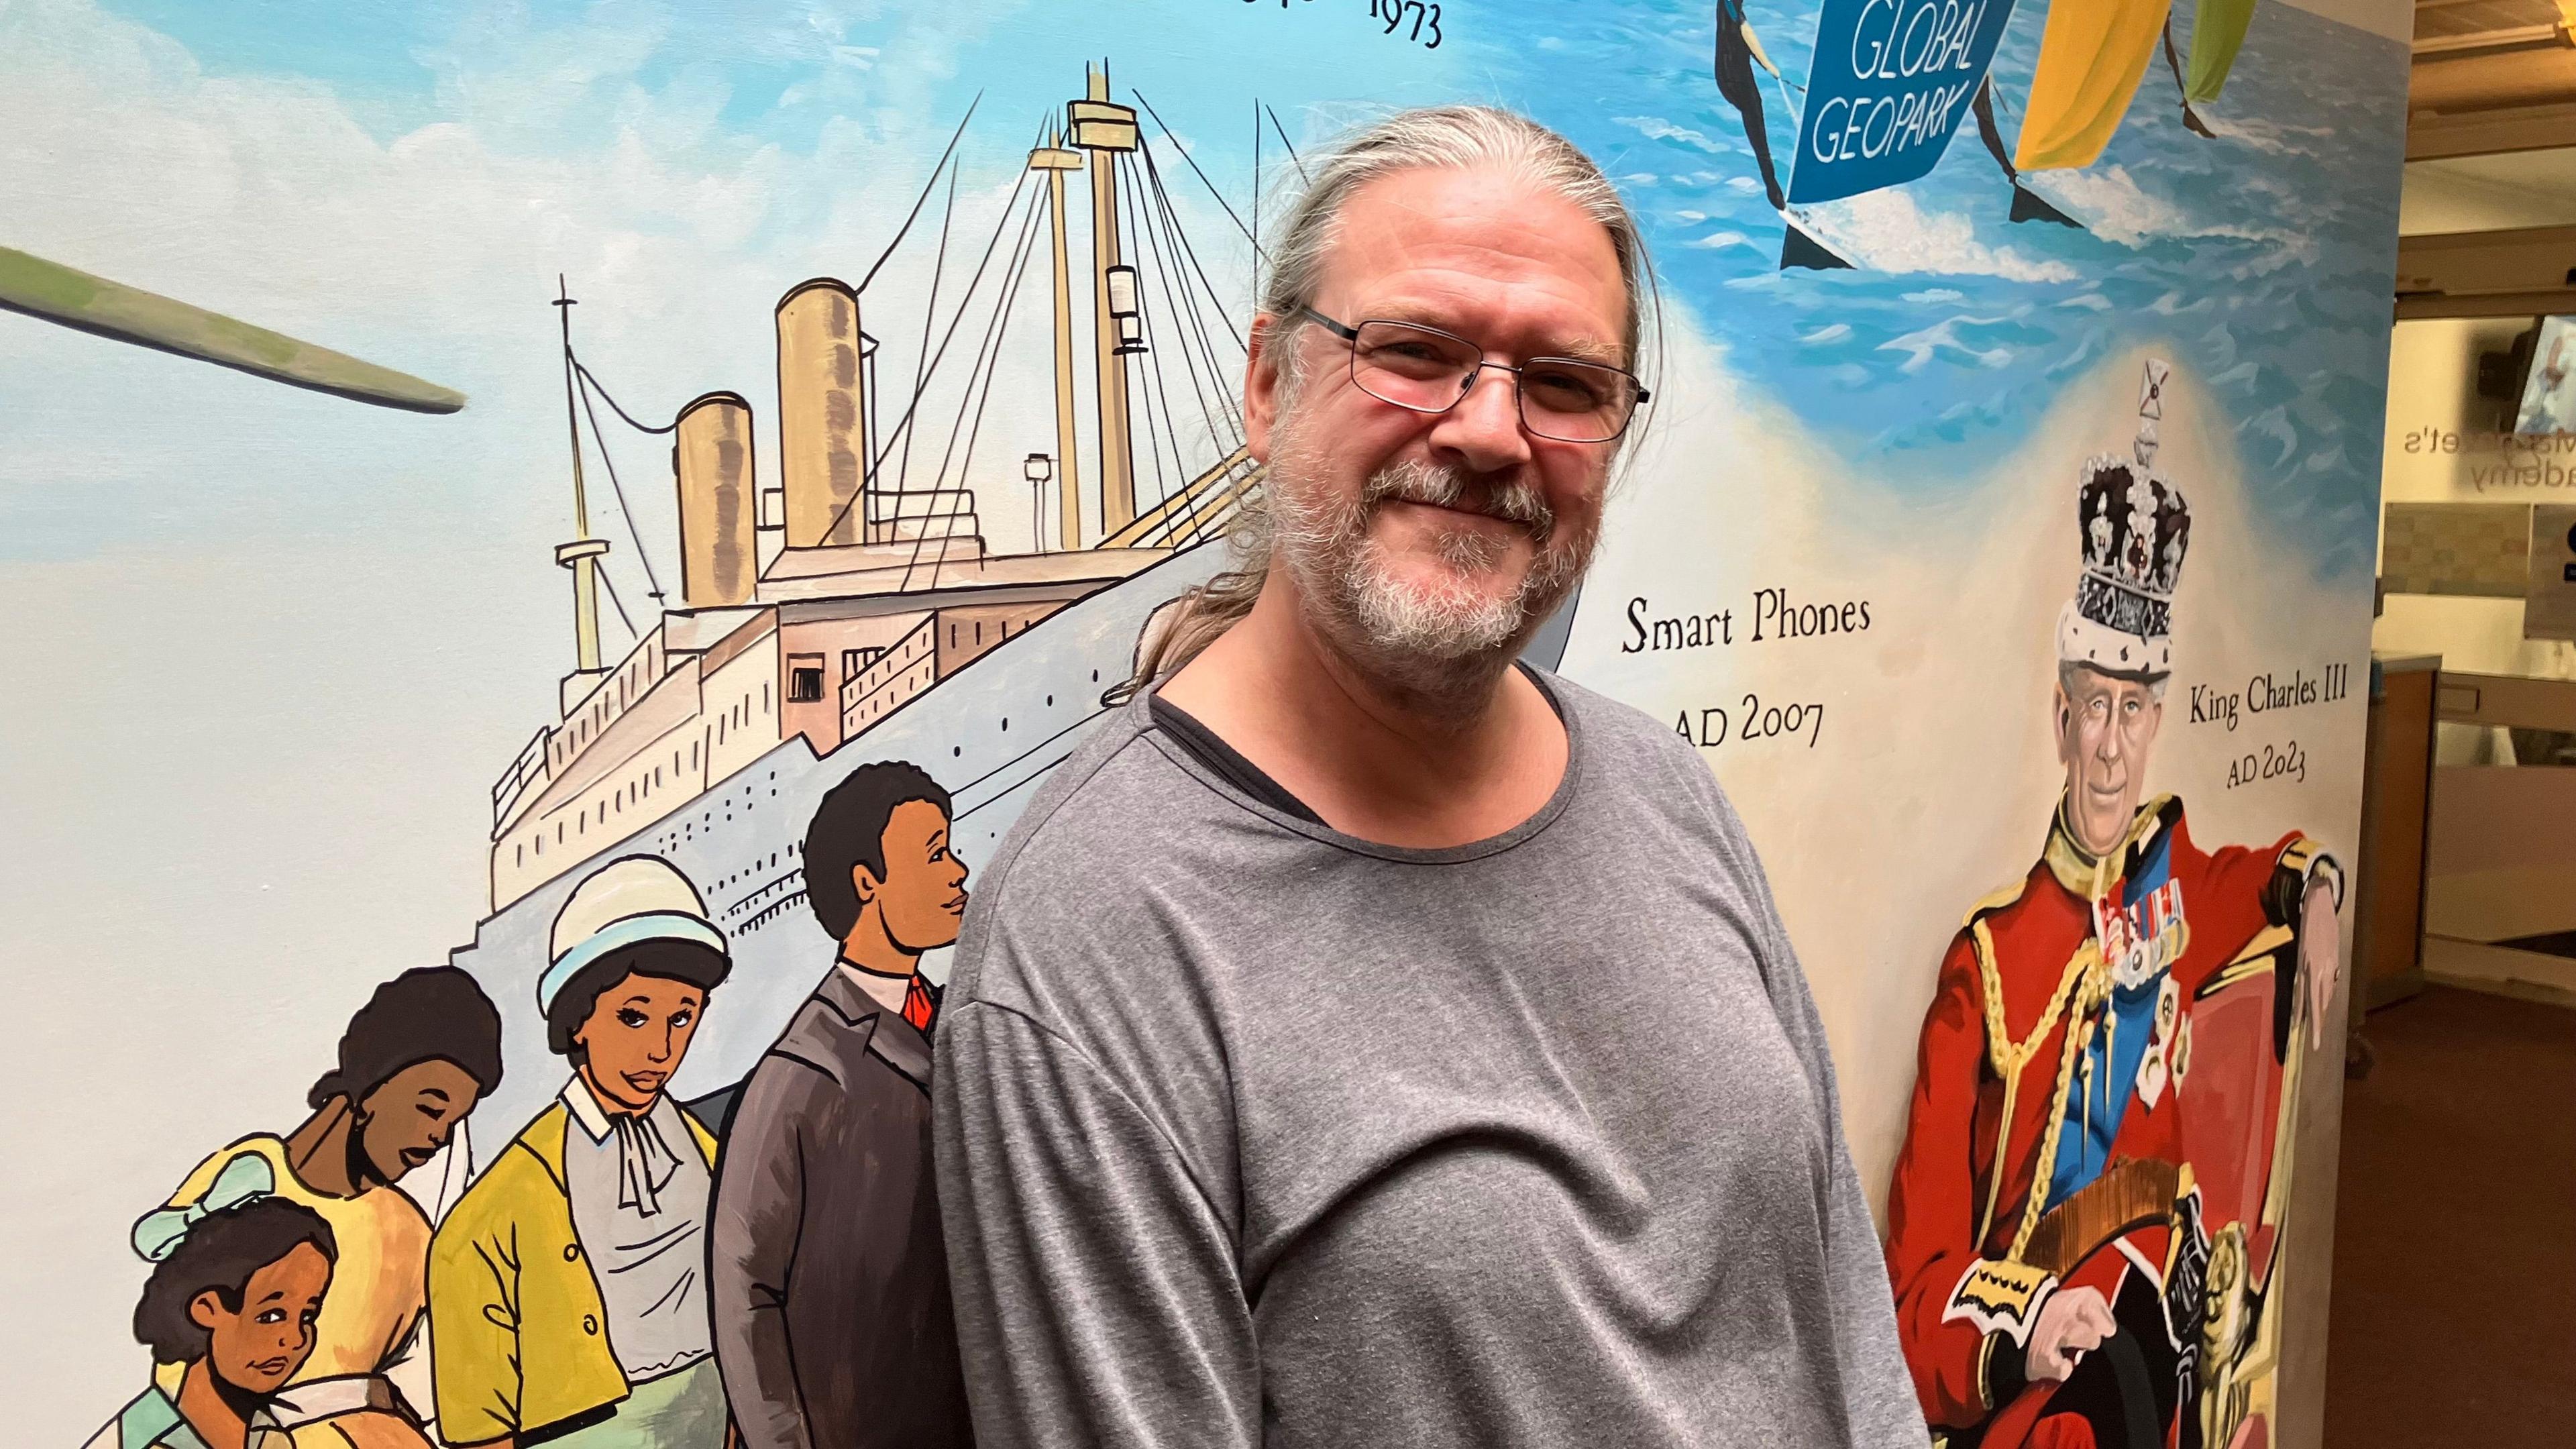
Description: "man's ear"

(851, 860), (884, 908)
(1244, 312), (1287, 464)
(189, 1289), (226, 1332)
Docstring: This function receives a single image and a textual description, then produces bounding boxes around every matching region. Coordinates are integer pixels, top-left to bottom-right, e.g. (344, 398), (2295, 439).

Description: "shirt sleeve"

(709, 1058), (816, 1449)
(931, 996), (1260, 1449)
(1685, 754), (1928, 1448)
(425, 1175), (525, 1445)
(1770, 935), (1936, 1448)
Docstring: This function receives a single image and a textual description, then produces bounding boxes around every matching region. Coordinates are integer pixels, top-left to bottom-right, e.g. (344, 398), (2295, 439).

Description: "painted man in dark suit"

(710, 761), (975, 1449)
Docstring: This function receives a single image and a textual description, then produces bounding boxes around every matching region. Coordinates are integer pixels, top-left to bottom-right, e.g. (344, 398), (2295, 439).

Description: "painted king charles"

(1883, 362), (2344, 1449)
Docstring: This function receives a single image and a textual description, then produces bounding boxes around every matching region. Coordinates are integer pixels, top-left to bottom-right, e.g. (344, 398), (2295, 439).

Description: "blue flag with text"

(1786, 0), (2022, 205)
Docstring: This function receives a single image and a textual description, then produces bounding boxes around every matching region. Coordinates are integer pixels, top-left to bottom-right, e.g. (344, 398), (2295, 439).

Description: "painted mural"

(2, 0), (2405, 1446)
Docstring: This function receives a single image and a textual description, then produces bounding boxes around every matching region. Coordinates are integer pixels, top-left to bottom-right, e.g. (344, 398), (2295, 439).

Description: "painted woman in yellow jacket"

(429, 856), (733, 1449)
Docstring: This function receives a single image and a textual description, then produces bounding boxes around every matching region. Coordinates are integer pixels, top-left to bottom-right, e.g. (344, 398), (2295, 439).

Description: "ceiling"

(2411, 0), (2576, 157)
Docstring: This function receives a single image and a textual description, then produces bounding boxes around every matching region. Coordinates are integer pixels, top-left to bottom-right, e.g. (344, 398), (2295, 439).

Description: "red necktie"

(903, 975), (937, 1034)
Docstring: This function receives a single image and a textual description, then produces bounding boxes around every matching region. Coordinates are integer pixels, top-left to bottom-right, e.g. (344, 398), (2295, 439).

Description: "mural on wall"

(1880, 376), (2349, 1449)
(1, 0), (2405, 1446)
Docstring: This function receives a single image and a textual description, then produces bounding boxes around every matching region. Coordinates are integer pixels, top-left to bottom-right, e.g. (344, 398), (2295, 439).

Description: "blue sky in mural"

(95, 1), (1464, 172)
(35, 0), (2400, 581)
(1499, 0), (2404, 580)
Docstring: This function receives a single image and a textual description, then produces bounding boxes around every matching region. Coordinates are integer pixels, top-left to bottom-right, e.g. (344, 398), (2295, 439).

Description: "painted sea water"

(1495, 0), (2404, 580)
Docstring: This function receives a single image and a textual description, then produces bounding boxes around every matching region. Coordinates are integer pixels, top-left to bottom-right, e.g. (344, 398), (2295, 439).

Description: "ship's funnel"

(674, 390), (756, 608)
(775, 278), (866, 549)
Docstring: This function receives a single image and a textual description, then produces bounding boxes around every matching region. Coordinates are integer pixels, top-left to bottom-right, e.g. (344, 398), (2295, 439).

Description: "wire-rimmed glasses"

(1299, 307), (1648, 444)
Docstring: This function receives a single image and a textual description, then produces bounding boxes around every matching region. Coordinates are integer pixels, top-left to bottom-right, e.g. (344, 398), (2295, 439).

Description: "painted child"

(91, 1192), (339, 1449)
(428, 855), (733, 1449)
(152, 966), (504, 1449)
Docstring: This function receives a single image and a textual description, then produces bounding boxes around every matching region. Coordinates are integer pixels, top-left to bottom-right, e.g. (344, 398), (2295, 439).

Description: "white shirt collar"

(561, 1075), (616, 1142)
(837, 959), (913, 1016)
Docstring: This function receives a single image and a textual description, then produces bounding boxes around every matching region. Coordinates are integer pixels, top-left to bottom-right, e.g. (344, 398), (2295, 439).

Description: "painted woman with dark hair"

(91, 1193), (337, 1449)
(148, 967), (502, 1449)
(429, 855), (733, 1449)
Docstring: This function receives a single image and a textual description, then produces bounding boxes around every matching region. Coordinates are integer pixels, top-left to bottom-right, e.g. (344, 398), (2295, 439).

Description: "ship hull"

(451, 540), (1230, 1146)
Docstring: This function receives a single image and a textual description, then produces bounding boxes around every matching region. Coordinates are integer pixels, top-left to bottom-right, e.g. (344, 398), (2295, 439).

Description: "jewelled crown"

(2056, 359), (2190, 681)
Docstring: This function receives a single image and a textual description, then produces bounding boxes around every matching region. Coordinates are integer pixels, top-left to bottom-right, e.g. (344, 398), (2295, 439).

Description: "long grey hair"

(1118, 104), (1656, 697)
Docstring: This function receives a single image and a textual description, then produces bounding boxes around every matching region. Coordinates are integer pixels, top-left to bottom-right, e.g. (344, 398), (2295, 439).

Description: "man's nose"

(1430, 366), (1534, 472)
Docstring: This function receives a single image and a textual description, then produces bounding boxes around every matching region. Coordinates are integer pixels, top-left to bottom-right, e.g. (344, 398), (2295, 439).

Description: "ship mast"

(552, 276), (611, 676)
(1029, 123), (1086, 550)
(1070, 62), (1141, 534)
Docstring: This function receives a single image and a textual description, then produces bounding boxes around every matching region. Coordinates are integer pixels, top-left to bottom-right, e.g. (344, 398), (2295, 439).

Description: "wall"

(2374, 317), (2576, 773)
(0, 1), (2409, 1445)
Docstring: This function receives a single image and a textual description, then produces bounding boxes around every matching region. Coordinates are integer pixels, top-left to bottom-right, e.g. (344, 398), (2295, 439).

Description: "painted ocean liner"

(451, 66), (1268, 1137)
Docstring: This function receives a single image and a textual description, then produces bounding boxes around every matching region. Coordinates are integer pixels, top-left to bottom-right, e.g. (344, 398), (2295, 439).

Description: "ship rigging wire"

(572, 361), (672, 602)
(1263, 103), (1307, 185)
(896, 162), (961, 500)
(594, 544), (640, 642)
(1241, 102), (1252, 304)
(572, 358), (678, 435)
(903, 164), (1054, 592)
(1130, 134), (1248, 546)
(1119, 168), (1177, 509)
(856, 93), (984, 297)
(927, 178), (1048, 498)
(1122, 156), (1197, 514)
(1134, 91), (1269, 264)
(1134, 133), (1248, 354)
(1136, 138), (1248, 436)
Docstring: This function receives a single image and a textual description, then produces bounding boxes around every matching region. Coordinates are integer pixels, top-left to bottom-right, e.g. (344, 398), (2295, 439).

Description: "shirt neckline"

(1135, 662), (1585, 865)
(835, 958), (914, 1015)
(560, 1075), (685, 1144)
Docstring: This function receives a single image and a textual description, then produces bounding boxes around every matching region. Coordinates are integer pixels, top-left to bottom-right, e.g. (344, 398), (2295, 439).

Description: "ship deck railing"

(491, 728), (552, 828)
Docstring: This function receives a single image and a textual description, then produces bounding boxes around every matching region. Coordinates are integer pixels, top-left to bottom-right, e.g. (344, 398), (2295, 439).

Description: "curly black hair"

(307, 965), (504, 1111)
(133, 1197), (337, 1365)
(803, 761), (952, 941)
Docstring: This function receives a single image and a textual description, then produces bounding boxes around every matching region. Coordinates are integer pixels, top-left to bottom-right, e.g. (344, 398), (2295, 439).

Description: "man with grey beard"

(931, 106), (1923, 1449)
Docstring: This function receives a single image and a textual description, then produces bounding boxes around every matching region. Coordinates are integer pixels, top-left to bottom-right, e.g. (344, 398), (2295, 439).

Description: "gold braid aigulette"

(1970, 851), (2117, 1260)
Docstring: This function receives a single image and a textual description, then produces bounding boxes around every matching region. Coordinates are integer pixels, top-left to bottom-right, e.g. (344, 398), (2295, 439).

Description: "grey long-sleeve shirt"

(932, 672), (1925, 1449)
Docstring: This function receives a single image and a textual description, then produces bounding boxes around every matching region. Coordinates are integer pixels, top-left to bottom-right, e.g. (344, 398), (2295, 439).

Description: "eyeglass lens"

(1348, 320), (1635, 442)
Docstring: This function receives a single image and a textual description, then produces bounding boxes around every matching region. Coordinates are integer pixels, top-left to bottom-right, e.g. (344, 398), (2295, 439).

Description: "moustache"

(1359, 462), (1554, 539)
